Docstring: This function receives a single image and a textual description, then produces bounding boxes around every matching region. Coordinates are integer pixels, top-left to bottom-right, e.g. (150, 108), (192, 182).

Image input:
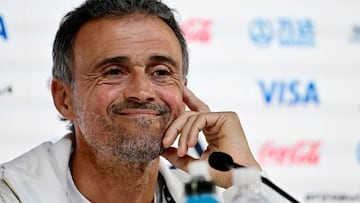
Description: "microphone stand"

(260, 176), (299, 203)
(209, 152), (300, 203)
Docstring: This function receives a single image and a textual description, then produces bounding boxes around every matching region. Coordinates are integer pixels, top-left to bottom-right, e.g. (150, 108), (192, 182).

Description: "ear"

(51, 77), (75, 120)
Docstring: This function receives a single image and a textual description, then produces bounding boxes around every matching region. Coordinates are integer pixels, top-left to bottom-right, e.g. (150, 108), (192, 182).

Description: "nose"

(123, 71), (155, 103)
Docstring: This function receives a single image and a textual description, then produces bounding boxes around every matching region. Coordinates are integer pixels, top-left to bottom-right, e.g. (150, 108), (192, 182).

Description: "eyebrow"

(94, 55), (179, 69)
(95, 56), (130, 69)
(149, 55), (179, 68)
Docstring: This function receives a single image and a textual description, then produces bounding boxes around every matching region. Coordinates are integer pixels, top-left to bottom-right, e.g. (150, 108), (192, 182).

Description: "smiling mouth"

(117, 109), (162, 116)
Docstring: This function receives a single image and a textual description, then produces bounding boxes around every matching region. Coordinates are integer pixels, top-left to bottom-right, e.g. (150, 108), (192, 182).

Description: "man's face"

(70, 14), (185, 163)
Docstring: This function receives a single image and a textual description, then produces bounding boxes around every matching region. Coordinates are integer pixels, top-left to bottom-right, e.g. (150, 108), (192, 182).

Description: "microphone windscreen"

(208, 151), (234, 172)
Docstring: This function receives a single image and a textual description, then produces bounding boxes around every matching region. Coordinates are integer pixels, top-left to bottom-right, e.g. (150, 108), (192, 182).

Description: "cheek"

(159, 88), (184, 115)
(80, 86), (119, 115)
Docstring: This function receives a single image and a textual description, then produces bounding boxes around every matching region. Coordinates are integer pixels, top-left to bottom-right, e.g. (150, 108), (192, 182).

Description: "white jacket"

(0, 134), (290, 203)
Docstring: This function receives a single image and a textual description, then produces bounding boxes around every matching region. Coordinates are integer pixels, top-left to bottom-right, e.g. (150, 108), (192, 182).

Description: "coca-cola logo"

(258, 140), (321, 166)
(180, 18), (212, 43)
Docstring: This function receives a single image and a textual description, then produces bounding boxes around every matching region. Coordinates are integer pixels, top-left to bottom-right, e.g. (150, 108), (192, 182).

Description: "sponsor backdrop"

(1, 0), (360, 202)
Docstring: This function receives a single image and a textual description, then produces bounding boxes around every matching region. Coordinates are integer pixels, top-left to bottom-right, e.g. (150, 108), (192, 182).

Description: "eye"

(106, 68), (122, 76)
(153, 69), (171, 77)
(104, 65), (128, 78)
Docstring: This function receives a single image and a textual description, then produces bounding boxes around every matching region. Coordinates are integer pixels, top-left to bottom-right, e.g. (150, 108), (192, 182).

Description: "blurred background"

(1, 0), (359, 202)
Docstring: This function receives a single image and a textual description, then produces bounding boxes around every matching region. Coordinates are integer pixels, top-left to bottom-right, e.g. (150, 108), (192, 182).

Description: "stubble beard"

(104, 117), (166, 164)
(76, 100), (172, 166)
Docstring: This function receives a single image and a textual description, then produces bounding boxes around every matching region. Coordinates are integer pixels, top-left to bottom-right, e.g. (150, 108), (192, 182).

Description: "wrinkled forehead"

(71, 14), (183, 73)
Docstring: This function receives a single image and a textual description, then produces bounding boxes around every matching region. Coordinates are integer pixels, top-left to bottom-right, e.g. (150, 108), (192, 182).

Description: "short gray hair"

(52, 0), (189, 88)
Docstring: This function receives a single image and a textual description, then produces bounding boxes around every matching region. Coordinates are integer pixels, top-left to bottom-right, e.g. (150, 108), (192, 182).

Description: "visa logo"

(0, 15), (8, 41)
(257, 80), (320, 105)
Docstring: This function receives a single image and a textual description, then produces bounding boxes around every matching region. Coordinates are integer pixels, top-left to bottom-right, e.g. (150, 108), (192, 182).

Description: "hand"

(162, 87), (261, 188)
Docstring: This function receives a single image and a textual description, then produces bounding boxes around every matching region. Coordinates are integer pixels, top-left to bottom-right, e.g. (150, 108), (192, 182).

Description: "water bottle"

(184, 160), (220, 203)
(228, 167), (271, 203)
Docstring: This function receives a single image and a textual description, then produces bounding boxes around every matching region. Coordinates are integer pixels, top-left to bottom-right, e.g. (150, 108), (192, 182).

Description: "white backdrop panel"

(1, 1), (360, 202)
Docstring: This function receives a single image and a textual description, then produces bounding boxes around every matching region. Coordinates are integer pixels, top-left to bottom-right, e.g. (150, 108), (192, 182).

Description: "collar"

(1, 134), (73, 203)
(1, 134), (188, 203)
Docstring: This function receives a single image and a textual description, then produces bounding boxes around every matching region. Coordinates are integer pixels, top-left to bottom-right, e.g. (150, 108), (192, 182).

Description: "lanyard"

(157, 173), (176, 203)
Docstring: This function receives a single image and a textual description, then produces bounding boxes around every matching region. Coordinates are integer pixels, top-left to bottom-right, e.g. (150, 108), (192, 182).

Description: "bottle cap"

(185, 160), (215, 195)
(187, 160), (211, 180)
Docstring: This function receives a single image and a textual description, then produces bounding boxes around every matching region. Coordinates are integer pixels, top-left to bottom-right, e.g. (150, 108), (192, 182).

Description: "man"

(0, 0), (287, 202)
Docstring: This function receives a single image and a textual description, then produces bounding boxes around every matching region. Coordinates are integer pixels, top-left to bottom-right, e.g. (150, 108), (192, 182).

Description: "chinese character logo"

(249, 17), (315, 47)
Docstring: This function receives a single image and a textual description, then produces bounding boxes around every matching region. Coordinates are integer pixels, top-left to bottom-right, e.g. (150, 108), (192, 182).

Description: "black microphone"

(208, 151), (300, 203)
(208, 151), (245, 171)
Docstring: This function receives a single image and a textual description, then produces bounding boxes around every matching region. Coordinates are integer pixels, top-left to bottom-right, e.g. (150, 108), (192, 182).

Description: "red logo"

(181, 18), (212, 43)
(258, 140), (321, 166)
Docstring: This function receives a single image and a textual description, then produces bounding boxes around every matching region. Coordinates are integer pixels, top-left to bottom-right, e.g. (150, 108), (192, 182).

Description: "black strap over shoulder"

(157, 172), (176, 203)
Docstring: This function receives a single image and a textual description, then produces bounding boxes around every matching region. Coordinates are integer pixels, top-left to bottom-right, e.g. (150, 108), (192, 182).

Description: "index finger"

(183, 86), (210, 113)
